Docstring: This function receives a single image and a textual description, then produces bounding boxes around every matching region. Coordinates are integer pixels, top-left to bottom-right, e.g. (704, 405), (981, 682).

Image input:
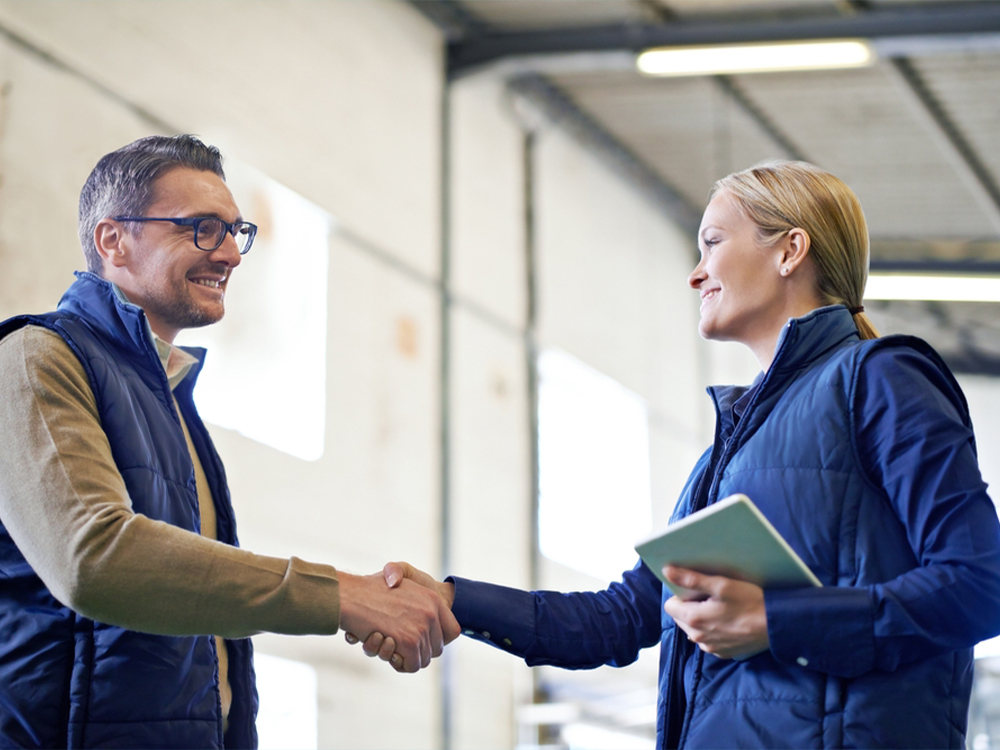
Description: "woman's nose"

(688, 260), (706, 289)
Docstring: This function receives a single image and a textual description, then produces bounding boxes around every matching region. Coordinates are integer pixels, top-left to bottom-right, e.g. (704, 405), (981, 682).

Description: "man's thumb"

(383, 561), (406, 588)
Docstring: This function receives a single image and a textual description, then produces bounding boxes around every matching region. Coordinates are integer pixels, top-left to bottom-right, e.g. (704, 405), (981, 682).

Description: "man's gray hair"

(78, 134), (226, 275)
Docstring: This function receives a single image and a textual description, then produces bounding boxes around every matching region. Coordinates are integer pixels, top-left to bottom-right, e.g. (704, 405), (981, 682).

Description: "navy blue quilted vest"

(0, 272), (257, 748)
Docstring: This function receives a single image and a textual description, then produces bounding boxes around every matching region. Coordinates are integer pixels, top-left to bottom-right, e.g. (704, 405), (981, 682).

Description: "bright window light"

(977, 634), (1000, 660)
(865, 274), (1000, 302)
(254, 652), (318, 750)
(537, 349), (652, 583)
(177, 159), (331, 461)
(561, 722), (654, 750)
(636, 39), (874, 77)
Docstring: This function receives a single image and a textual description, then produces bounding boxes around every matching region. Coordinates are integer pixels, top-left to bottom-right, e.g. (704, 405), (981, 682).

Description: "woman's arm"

(766, 345), (1000, 677)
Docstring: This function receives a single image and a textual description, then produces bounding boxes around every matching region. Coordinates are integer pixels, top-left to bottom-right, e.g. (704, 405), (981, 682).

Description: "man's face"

(114, 167), (244, 342)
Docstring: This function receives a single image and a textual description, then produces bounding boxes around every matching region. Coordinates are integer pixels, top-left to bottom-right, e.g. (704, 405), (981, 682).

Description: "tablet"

(635, 493), (822, 598)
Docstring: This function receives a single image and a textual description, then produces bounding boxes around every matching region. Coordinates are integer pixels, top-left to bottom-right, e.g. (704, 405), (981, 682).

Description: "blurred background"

(2, 1), (1000, 747)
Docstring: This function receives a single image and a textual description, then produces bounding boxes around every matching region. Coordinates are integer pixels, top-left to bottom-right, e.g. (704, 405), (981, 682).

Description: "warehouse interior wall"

(3, 2), (1000, 749)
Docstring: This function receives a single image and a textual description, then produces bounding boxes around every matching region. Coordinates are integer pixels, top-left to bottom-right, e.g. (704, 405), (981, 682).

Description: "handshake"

(338, 562), (457, 673)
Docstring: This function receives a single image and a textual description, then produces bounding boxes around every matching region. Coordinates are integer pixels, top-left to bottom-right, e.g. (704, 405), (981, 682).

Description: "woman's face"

(688, 190), (788, 354)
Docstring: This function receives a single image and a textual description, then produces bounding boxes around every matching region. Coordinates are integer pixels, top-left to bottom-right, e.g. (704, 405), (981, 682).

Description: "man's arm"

(0, 326), (456, 671)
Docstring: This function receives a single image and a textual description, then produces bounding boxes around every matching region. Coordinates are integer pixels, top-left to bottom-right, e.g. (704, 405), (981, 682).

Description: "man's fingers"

(377, 635), (396, 662)
(362, 631), (385, 657)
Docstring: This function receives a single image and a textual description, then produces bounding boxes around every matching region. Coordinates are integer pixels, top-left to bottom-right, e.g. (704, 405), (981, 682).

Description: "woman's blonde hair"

(711, 160), (879, 339)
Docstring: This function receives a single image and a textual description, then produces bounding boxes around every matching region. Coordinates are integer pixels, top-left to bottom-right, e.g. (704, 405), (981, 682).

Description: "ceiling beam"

(882, 58), (1000, 233)
(870, 259), (1000, 274)
(448, 2), (1000, 75)
(712, 76), (810, 163)
(507, 73), (703, 237)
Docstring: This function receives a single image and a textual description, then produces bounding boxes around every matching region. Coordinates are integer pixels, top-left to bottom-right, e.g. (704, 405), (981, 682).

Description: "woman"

(356, 161), (1000, 749)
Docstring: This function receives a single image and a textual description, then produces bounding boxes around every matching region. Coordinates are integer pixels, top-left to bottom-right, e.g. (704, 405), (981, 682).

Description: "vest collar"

(57, 272), (207, 386)
(57, 271), (154, 356)
(708, 305), (859, 431)
(769, 304), (860, 376)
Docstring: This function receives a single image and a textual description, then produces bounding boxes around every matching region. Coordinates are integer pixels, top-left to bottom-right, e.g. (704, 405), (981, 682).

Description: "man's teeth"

(192, 279), (221, 288)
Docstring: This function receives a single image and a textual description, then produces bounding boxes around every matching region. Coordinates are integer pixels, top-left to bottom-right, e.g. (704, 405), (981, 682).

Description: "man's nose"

(209, 231), (243, 267)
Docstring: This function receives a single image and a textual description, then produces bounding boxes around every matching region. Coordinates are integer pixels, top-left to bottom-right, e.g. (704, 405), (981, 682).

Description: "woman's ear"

(93, 219), (129, 270)
(777, 228), (811, 277)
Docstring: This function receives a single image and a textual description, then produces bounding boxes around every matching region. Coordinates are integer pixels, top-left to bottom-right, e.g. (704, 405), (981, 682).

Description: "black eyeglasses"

(113, 216), (258, 255)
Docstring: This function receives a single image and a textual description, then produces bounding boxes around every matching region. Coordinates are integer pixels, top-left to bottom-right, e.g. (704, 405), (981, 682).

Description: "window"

(537, 349), (653, 582)
(254, 652), (318, 750)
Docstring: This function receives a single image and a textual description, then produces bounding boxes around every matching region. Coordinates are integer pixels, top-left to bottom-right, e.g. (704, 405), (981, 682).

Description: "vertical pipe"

(524, 127), (540, 593)
(523, 121), (544, 749)
(438, 67), (454, 750)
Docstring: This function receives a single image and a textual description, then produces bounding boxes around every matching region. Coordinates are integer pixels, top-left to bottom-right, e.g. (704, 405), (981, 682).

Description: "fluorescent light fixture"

(865, 274), (1000, 303)
(636, 39), (874, 77)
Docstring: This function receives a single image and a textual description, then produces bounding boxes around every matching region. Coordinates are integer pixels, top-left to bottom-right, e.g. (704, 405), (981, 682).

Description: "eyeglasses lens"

(233, 224), (254, 254)
(194, 218), (226, 251)
(191, 218), (254, 254)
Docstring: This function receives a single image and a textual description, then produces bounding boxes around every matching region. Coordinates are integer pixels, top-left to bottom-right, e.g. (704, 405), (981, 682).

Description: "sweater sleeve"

(0, 325), (340, 638)
(766, 345), (1000, 676)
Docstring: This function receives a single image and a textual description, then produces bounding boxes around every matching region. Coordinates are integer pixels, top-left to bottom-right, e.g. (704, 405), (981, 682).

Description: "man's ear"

(778, 227), (811, 275)
(94, 219), (129, 271)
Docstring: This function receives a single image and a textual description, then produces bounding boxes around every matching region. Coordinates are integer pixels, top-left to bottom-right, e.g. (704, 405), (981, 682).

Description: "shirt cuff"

(448, 576), (535, 655)
(765, 585), (875, 677)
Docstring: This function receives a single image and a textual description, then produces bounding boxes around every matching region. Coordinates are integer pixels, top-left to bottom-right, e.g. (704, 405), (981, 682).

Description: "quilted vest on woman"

(659, 307), (978, 749)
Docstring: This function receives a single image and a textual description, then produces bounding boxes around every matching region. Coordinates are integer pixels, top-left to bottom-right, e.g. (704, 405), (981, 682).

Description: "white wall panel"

(0, 36), (151, 319)
(449, 74), (527, 329)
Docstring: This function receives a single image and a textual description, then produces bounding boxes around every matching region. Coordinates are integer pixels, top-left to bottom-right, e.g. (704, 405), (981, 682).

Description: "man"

(0, 135), (458, 749)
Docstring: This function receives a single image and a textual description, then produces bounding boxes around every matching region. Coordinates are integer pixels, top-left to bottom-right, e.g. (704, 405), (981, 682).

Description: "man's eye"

(196, 219), (221, 237)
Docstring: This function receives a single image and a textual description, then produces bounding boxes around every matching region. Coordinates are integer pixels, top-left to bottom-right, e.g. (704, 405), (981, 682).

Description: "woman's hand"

(661, 565), (770, 660)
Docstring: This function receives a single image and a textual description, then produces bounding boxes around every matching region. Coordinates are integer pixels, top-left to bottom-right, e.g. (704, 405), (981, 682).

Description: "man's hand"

(383, 561), (455, 607)
(337, 569), (460, 673)
(344, 562), (457, 672)
(661, 565), (769, 660)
